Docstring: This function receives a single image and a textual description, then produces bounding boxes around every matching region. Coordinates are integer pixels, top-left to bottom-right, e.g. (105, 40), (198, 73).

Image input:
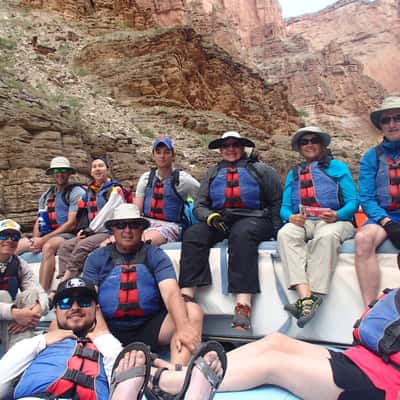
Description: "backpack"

(353, 288), (400, 369)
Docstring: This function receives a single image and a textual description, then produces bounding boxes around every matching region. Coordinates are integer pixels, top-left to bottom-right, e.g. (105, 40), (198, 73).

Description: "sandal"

(175, 341), (227, 400)
(297, 294), (323, 328)
(284, 299), (302, 319)
(109, 342), (152, 400)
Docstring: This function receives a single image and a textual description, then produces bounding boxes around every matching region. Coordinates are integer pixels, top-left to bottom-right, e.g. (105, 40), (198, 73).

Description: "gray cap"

(291, 126), (331, 151)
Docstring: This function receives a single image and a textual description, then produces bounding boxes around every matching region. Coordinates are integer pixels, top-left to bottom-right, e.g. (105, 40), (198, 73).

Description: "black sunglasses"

(0, 232), (21, 241)
(50, 168), (70, 174)
(380, 115), (400, 125)
(57, 296), (93, 310)
(299, 137), (321, 146)
(112, 221), (143, 230)
(221, 141), (242, 149)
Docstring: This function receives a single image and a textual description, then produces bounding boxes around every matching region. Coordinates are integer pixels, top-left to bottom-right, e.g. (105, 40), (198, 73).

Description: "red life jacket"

(387, 157), (400, 211)
(88, 192), (99, 221)
(45, 339), (100, 400)
(46, 192), (61, 231)
(147, 178), (165, 220)
(114, 263), (145, 318)
(223, 166), (245, 209)
(299, 165), (321, 207)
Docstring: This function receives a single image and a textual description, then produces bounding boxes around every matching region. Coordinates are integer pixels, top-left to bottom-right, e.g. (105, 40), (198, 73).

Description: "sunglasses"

(112, 221), (143, 230)
(221, 142), (242, 149)
(0, 232), (21, 241)
(380, 115), (400, 125)
(299, 137), (321, 146)
(57, 296), (93, 310)
(51, 168), (70, 174)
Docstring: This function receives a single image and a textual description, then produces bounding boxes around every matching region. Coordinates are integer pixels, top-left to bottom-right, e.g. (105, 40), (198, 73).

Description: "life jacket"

(0, 255), (20, 300)
(143, 169), (184, 223)
(98, 244), (162, 330)
(86, 179), (123, 221)
(291, 158), (342, 212)
(43, 184), (86, 233)
(375, 146), (400, 211)
(209, 159), (263, 210)
(353, 288), (400, 369)
(14, 338), (109, 399)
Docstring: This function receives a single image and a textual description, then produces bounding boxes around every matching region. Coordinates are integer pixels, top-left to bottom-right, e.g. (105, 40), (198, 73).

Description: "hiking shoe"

(231, 303), (251, 331)
(284, 299), (302, 319)
(297, 294), (323, 328)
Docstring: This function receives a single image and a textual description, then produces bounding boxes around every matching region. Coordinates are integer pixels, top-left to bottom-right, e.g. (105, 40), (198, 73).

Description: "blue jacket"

(281, 158), (358, 222)
(360, 139), (400, 223)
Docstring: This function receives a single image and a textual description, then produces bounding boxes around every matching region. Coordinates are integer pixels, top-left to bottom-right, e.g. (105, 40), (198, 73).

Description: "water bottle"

(38, 209), (51, 235)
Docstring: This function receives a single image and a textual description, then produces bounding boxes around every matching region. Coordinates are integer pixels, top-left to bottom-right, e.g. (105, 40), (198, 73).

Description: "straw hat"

(370, 97), (400, 130)
(291, 126), (331, 151)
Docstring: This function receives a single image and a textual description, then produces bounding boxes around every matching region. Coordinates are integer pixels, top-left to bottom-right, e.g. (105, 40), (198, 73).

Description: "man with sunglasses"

(179, 131), (283, 331)
(83, 203), (202, 366)
(0, 219), (48, 351)
(356, 96), (400, 306)
(17, 156), (86, 292)
(0, 276), (125, 399)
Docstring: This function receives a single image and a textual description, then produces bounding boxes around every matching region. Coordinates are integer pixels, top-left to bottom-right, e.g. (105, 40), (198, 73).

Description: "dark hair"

(91, 156), (109, 168)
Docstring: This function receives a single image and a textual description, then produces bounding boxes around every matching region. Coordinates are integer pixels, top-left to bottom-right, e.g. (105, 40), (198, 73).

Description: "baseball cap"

(53, 277), (98, 305)
(152, 137), (174, 151)
(0, 219), (21, 235)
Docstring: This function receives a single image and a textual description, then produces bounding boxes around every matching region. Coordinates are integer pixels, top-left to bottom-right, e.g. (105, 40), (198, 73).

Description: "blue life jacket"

(14, 338), (109, 399)
(0, 255), (20, 300)
(291, 160), (341, 213)
(98, 244), (162, 330)
(353, 288), (400, 368)
(143, 169), (184, 223)
(209, 159), (262, 210)
(375, 146), (400, 211)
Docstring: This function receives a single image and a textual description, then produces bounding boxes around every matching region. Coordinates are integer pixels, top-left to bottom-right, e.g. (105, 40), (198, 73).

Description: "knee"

(42, 240), (60, 255)
(355, 230), (377, 254)
(186, 302), (203, 324)
(182, 223), (209, 243)
(259, 332), (289, 351)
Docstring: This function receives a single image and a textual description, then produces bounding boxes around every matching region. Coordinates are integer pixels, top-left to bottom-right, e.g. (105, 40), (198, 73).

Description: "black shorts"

(328, 350), (385, 400)
(110, 309), (168, 349)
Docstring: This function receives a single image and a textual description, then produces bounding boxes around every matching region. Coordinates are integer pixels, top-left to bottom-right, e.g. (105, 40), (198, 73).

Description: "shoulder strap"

(146, 168), (157, 189)
(62, 183), (84, 206)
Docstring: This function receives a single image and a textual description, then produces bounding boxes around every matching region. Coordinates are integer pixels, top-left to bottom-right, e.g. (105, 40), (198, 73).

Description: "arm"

(359, 148), (387, 223)
(193, 167), (217, 222)
(280, 170), (295, 222)
(176, 171), (200, 200)
(134, 172), (150, 214)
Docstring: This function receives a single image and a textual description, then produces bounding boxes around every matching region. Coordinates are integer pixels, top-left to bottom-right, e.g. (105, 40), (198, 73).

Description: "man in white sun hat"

(179, 131), (282, 331)
(17, 157), (86, 292)
(83, 203), (202, 366)
(0, 218), (48, 350)
(355, 96), (400, 306)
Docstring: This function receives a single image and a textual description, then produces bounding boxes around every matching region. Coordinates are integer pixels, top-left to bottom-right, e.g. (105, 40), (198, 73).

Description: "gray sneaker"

(284, 299), (302, 319)
(297, 294), (323, 328)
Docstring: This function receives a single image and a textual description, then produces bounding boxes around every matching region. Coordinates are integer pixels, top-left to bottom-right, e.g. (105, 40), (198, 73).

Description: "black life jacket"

(0, 255), (20, 300)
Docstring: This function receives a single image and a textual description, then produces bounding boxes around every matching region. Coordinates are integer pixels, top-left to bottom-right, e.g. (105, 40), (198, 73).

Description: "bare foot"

(111, 350), (146, 400)
(183, 351), (223, 400)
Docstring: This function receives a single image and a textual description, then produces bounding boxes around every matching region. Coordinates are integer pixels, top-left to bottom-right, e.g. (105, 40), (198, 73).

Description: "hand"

(30, 237), (45, 252)
(100, 235), (115, 248)
(44, 329), (77, 346)
(320, 209), (338, 223)
(383, 220), (400, 248)
(209, 215), (230, 235)
(79, 228), (94, 239)
(289, 213), (307, 227)
(11, 305), (41, 327)
(8, 322), (30, 334)
(174, 324), (201, 354)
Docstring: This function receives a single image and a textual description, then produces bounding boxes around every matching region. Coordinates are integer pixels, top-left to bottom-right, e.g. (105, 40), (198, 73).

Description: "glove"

(207, 213), (230, 235)
(383, 220), (400, 249)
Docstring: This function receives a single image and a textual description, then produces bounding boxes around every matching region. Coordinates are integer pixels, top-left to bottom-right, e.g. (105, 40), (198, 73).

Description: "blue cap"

(153, 137), (174, 151)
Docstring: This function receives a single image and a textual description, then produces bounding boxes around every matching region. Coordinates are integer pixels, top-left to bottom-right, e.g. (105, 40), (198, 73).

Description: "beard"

(58, 314), (96, 338)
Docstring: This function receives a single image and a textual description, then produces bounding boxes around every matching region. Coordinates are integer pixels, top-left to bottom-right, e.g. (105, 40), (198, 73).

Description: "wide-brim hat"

(370, 97), (400, 130)
(291, 126), (331, 151)
(104, 203), (150, 230)
(53, 277), (98, 306)
(208, 131), (255, 149)
(0, 219), (21, 235)
(46, 156), (76, 175)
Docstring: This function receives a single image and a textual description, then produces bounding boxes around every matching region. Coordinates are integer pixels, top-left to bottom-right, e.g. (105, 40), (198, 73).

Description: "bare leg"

(142, 229), (167, 246)
(355, 224), (386, 306)
(236, 293), (251, 306)
(39, 236), (65, 290)
(158, 302), (203, 365)
(110, 350), (146, 400)
(295, 283), (312, 298)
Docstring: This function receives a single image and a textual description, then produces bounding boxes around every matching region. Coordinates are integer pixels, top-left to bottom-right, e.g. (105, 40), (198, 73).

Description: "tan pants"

(277, 220), (355, 294)
(0, 289), (41, 351)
